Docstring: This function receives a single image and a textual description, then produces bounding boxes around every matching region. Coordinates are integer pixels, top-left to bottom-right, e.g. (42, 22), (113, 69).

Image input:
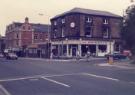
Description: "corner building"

(50, 8), (122, 57)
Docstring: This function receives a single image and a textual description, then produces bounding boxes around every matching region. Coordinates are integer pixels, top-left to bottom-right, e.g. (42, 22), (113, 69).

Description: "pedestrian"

(86, 51), (91, 62)
(76, 50), (80, 61)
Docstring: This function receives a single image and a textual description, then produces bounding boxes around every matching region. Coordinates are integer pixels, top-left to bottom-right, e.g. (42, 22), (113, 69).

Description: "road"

(0, 58), (135, 95)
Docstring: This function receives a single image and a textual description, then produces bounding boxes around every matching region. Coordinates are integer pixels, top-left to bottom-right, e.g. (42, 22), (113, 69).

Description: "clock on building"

(70, 22), (75, 28)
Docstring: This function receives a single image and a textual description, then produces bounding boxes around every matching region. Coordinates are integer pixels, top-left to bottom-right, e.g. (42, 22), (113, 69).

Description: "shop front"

(51, 39), (115, 58)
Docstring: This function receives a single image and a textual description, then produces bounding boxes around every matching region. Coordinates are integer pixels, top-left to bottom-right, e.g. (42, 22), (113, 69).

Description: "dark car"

(5, 53), (18, 60)
(105, 52), (127, 60)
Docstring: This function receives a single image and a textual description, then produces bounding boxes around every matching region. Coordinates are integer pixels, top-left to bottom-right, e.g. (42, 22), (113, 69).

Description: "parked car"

(5, 53), (18, 60)
(0, 53), (4, 58)
(105, 52), (127, 60)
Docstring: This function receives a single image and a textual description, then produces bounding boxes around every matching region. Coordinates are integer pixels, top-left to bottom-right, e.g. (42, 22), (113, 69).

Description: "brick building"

(51, 8), (122, 57)
(0, 36), (6, 53)
(5, 17), (50, 56)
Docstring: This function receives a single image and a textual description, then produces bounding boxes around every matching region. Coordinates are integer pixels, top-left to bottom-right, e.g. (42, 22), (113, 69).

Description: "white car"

(0, 53), (4, 58)
(5, 53), (18, 60)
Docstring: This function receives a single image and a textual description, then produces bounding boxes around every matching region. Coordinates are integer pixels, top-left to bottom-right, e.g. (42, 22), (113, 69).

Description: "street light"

(38, 13), (51, 59)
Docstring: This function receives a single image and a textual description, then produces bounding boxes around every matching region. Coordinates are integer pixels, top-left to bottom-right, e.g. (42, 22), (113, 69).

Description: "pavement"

(97, 59), (135, 69)
(21, 57), (106, 61)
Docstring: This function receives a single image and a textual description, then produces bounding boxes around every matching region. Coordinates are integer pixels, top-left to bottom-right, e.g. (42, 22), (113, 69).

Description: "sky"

(0, 0), (133, 36)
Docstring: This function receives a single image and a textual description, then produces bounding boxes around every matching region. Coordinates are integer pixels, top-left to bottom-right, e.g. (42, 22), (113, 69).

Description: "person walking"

(86, 51), (91, 62)
(76, 50), (80, 61)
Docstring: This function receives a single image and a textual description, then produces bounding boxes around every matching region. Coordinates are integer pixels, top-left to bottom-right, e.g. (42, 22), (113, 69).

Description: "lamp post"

(38, 13), (51, 59)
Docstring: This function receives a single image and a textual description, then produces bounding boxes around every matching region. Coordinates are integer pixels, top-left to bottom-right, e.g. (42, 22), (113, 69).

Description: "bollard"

(108, 56), (113, 65)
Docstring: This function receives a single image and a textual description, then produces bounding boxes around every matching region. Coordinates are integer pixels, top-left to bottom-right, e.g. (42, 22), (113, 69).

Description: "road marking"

(29, 78), (39, 81)
(44, 73), (80, 77)
(0, 75), (42, 82)
(0, 73), (81, 82)
(0, 85), (11, 95)
(83, 73), (119, 81)
(41, 77), (70, 88)
(129, 82), (135, 85)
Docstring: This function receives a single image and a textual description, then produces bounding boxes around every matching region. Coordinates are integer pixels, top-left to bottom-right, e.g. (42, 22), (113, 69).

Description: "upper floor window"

(61, 27), (65, 37)
(39, 34), (42, 39)
(62, 18), (65, 24)
(16, 34), (19, 38)
(103, 18), (109, 24)
(85, 27), (92, 37)
(54, 21), (57, 25)
(53, 29), (57, 38)
(86, 16), (93, 23)
(34, 34), (38, 39)
(103, 27), (109, 38)
(22, 26), (25, 30)
(28, 26), (31, 30)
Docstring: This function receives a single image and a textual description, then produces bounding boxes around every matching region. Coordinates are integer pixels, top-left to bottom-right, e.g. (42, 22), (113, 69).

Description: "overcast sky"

(0, 0), (133, 36)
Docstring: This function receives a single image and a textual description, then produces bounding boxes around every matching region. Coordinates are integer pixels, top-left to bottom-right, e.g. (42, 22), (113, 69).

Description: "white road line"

(0, 85), (11, 95)
(0, 73), (81, 82)
(0, 75), (42, 82)
(83, 73), (119, 81)
(41, 77), (70, 88)
(129, 82), (135, 85)
(45, 73), (80, 77)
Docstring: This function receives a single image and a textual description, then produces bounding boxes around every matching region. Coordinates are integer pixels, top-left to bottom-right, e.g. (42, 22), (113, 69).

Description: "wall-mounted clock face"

(70, 22), (75, 28)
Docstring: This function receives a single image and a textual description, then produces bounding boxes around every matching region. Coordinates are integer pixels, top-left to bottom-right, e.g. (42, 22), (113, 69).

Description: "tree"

(121, 5), (135, 55)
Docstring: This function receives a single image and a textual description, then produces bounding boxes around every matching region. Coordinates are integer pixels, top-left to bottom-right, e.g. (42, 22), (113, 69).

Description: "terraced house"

(51, 8), (122, 57)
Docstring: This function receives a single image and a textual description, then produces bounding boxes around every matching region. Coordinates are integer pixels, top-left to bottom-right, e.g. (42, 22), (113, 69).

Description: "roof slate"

(53, 7), (122, 19)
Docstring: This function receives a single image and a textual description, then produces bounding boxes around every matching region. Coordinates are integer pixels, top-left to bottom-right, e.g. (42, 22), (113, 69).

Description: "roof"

(52, 7), (122, 19)
(13, 22), (50, 32)
(32, 24), (50, 32)
(14, 22), (22, 27)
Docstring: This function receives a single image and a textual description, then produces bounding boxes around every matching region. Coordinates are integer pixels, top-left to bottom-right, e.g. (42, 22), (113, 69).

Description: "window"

(103, 27), (109, 38)
(53, 29), (57, 38)
(61, 27), (65, 37)
(62, 18), (65, 24)
(85, 27), (92, 37)
(54, 21), (57, 25)
(34, 34), (38, 39)
(16, 41), (19, 46)
(40, 34), (42, 39)
(86, 16), (93, 23)
(28, 26), (31, 30)
(22, 26), (25, 30)
(98, 45), (107, 52)
(103, 18), (109, 24)
(16, 34), (19, 38)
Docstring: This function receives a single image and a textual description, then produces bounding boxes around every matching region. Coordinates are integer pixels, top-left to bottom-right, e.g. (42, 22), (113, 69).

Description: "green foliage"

(122, 5), (135, 55)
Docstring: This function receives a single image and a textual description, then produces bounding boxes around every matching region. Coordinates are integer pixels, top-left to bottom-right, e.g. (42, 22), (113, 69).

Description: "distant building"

(0, 36), (6, 53)
(51, 8), (122, 57)
(5, 17), (50, 56)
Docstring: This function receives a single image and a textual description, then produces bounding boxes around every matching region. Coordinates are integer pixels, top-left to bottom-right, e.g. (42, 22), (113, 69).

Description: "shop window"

(99, 45), (107, 52)
(115, 44), (120, 52)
